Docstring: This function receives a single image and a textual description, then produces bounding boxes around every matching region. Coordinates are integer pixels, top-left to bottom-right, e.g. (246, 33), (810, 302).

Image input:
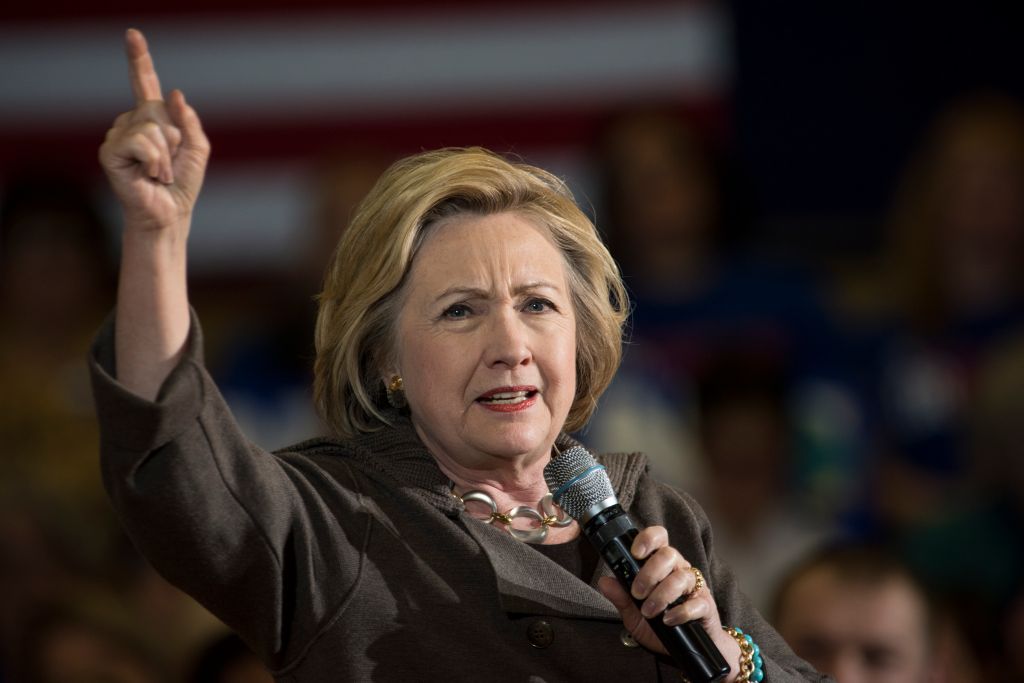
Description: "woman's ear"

(380, 363), (400, 386)
(383, 373), (407, 410)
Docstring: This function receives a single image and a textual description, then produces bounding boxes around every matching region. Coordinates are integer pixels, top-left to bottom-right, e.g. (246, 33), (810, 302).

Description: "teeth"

(486, 395), (527, 405)
(490, 391), (528, 399)
(481, 390), (532, 404)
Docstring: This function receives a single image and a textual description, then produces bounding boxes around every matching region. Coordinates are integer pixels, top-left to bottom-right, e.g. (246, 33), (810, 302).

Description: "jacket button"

(619, 629), (640, 648)
(527, 620), (555, 649)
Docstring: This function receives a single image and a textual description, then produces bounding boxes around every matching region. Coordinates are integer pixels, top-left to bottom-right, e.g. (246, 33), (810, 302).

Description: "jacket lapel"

(460, 446), (651, 620)
(462, 518), (619, 619)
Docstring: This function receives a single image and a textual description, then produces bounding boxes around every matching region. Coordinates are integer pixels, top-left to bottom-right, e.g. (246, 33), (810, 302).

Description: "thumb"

(599, 576), (645, 635)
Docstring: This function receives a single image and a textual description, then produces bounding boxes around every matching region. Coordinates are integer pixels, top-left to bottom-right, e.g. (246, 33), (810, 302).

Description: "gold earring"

(385, 375), (407, 409)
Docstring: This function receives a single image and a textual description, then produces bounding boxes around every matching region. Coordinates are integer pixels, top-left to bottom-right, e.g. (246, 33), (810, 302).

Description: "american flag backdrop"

(0, 0), (731, 272)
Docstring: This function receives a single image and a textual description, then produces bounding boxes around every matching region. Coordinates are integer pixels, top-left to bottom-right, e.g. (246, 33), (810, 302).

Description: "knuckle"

(652, 546), (678, 570)
(129, 130), (152, 147)
(649, 582), (675, 606)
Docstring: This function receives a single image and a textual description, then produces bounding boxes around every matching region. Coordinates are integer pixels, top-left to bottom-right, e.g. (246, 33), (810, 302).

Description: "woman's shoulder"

(273, 416), (424, 462)
(272, 422), (457, 511)
(594, 451), (708, 523)
(275, 435), (357, 458)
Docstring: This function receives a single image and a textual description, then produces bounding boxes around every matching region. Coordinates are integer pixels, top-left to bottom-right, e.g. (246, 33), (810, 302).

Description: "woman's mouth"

(476, 387), (539, 412)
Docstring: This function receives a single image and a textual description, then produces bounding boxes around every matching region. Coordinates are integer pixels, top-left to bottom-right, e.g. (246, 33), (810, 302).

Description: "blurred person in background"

(0, 172), (114, 522)
(584, 108), (723, 489)
(942, 335), (1024, 677)
(0, 498), (223, 681)
(835, 93), (1024, 662)
(0, 498), (82, 678)
(0, 171), (223, 682)
(691, 351), (833, 613)
(14, 602), (166, 683)
(210, 150), (392, 450)
(837, 93), (1024, 515)
(587, 109), (866, 535)
(771, 543), (980, 683)
(1002, 582), (1024, 682)
(0, 172), (122, 678)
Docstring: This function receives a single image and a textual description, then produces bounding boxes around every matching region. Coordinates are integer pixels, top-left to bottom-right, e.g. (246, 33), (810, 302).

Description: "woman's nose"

(485, 310), (532, 369)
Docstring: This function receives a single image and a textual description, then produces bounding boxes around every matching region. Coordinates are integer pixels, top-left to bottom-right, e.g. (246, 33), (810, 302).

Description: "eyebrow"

(432, 281), (563, 303)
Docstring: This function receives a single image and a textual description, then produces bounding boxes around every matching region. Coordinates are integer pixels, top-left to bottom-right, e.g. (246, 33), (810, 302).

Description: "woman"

(92, 29), (825, 681)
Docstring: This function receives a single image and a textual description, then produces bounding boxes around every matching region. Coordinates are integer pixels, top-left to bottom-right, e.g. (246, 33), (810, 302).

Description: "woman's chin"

(469, 423), (554, 462)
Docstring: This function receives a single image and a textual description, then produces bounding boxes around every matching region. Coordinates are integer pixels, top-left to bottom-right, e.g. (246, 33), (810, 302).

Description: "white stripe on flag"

(0, 3), (729, 125)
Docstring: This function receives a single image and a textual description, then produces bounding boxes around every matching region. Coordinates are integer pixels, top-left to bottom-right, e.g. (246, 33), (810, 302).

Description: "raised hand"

(101, 29), (205, 400)
(99, 28), (210, 233)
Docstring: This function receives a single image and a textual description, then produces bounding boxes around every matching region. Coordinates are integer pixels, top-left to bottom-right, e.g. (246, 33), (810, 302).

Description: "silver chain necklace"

(451, 488), (574, 544)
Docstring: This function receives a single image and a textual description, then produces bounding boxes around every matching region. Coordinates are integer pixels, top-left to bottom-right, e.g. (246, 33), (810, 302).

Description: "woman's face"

(393, 211), (577, 472)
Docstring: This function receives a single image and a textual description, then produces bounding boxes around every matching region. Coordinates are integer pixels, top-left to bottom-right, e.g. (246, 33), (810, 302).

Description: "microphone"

(544, 446), (730, 683)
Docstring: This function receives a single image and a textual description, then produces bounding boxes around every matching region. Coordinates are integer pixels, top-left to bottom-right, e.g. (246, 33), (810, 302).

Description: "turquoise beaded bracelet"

(724, 626), (764, 683)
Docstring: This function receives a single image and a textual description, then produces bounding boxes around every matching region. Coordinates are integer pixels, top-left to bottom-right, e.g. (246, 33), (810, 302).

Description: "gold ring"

(689, 567), (705, 595)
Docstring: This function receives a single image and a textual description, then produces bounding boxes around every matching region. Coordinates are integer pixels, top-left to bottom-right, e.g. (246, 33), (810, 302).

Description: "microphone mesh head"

(544, 445), (616, 520)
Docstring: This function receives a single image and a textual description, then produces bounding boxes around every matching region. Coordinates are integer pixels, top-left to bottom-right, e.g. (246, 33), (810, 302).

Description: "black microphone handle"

(586, 506), (730, 683)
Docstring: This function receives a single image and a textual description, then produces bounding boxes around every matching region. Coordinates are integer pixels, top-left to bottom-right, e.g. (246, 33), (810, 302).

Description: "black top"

(532, 535), (600, 584)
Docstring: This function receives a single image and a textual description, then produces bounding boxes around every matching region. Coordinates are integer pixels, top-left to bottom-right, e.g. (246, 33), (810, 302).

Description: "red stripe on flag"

(0, 99), (729, 179)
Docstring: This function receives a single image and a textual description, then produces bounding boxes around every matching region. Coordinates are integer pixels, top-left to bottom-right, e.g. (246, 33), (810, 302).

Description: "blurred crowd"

(2, 92), (1023, 682)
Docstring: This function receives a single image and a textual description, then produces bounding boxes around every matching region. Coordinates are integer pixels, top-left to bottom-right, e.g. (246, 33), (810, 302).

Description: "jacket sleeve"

(632, 477), (832, 682)
(88, 310), (368, 670)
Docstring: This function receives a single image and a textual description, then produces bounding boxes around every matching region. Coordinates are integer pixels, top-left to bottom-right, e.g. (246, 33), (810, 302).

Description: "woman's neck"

(436, 455), (552, 511)
(409, 419), (558, 509)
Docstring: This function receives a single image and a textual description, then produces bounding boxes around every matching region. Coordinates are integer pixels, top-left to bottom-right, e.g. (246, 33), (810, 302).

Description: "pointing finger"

(126, 28), (164, 104)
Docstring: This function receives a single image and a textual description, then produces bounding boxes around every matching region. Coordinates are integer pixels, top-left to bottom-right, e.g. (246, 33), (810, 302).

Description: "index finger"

(125, 28), (163, 103)
(631, 525), (669, 560)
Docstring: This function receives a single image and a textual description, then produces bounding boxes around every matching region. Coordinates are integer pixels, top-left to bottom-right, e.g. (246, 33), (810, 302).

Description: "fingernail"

(631, 581), (646, 599)
(634, 543), (647, 558)
(663, 612), (679, 626)
(641, 602), (657, 618)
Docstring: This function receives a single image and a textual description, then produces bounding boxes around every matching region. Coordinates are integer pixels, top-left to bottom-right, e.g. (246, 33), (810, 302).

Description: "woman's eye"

(442, 304), (471, 319)
(524, 298), (554, 313)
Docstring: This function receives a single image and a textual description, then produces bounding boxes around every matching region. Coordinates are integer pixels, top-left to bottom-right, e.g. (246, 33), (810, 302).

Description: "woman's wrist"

(722, 627), (764, 683)
(121, 212), (191, 245)
(120, 216), (190, 274)
(713, 624), (743, 683)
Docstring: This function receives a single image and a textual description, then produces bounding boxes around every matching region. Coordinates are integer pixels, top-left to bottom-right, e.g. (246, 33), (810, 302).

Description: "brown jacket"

(90, 313), (828, 682)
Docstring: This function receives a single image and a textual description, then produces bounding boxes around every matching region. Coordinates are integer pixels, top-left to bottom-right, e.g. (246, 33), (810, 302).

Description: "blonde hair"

(314, 147), (628, 439)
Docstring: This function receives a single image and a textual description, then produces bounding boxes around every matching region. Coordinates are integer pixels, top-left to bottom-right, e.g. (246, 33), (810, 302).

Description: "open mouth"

(476, 388), (539, 406)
